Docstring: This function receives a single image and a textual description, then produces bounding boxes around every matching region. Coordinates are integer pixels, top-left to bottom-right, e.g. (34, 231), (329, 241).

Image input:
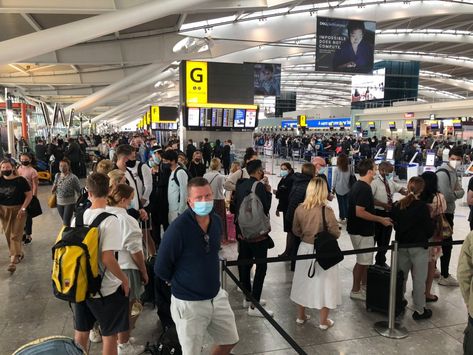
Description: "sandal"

(426, 295), (438, 303)
(7, 263), (16, 273)
(296, 315), (311, 325)
(319, 319), (335, 330)
(15, 254), (25, 264)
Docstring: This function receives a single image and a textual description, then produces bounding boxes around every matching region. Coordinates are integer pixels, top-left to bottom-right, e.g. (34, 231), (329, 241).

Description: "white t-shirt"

(71, 208), (122, 297)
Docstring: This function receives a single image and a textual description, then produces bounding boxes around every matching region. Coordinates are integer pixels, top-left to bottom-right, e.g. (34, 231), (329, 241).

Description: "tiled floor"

(0, 162), (468, 354)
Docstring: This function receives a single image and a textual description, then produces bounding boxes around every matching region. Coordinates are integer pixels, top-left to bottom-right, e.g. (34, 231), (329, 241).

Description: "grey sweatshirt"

(436, 163), (464, 214)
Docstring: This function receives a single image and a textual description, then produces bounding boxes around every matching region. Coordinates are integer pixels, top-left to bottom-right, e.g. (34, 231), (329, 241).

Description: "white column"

(0, 0), (209, 66)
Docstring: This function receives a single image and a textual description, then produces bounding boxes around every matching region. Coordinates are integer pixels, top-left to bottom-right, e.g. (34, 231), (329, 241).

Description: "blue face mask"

(192, 201), (214, 216)
(153, 155), (161, 164)
(318, 167), (327, 176)
(280, 170), (288, 177)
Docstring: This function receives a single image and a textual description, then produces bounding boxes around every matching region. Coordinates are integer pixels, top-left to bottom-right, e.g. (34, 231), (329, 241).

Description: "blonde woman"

(107, 184), (147, 353)
(203, 158), (227, 242)
(108, 169), (126, 193)
(290, 177), (341, 330)
(0, 160), (33, 272)
(95, 159), (114, 175)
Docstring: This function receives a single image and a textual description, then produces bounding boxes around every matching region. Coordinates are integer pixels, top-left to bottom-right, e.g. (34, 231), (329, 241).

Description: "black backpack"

(308, 206), (344, 274)
(75, 188), (91, 214)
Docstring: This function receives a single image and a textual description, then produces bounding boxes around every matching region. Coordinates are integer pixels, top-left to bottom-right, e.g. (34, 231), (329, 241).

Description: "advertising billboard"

(316, 17), (376, 73)
(253, 63), (281, 96)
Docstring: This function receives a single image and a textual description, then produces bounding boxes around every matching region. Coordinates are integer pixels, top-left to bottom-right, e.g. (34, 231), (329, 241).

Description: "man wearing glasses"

(155, 177), (239, 355)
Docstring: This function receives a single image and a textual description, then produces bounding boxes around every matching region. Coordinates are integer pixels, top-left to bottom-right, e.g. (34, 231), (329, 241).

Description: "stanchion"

(374, 240), (408, 339)
(220, 258), (227, 290)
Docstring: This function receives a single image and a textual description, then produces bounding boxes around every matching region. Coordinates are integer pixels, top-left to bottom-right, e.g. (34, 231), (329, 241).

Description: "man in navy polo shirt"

(155, 177), (239, 355)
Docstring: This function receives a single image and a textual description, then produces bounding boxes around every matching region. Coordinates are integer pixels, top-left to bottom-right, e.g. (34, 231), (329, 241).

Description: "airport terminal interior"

(1, 0), (473, 354)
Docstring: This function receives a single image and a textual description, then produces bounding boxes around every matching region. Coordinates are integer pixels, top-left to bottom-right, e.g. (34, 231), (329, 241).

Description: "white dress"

(290, 241), (342, 310)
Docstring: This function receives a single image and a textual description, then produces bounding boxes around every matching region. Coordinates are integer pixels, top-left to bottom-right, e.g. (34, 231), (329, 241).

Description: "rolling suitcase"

(366, 265), (405, 316)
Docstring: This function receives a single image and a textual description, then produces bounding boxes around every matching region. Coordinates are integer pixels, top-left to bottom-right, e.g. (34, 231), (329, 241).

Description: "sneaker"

(117, 341), (145, 355)
(350, 290), (366, 301)
(438, 275), (459, 287)
(23, 235), (32, 245)
(89, 324), (102, 343)
(412, 308), (432, 320)
(243, 298), (266, 308)
(248, 306), (274, 318)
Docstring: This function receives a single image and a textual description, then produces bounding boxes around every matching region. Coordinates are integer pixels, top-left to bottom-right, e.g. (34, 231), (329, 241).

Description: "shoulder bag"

(308, 206), (344, 277)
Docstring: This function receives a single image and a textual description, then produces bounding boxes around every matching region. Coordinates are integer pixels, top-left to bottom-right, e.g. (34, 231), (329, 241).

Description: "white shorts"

(349, 235), (375, 266)
(171, 289), (239, 355)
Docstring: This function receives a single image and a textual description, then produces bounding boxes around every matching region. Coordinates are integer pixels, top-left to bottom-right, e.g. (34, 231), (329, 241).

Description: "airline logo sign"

(151, 106), (160, 123)
(186, 61), (208, 105)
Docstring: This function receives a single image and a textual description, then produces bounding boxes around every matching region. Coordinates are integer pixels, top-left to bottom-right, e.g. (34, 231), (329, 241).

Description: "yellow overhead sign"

(298, 115), (307, 127)
(146, 111), (151, 125)
(151, 106), (160, 123)
(186, 61), (208, 105)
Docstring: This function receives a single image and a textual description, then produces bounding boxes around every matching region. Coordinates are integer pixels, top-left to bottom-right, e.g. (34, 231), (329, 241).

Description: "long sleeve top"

(391, 199), (434, 246)
(458, 231), (473, 317)
(293, 205), (340, 244)
(168, 168), (188, 214)
(437, 163), (465, 214)
(333, 168), (351, 196)
(224, 168), (249, 192)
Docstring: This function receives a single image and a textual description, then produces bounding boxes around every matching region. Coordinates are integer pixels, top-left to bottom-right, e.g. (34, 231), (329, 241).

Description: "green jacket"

(457, 231), (473, 316)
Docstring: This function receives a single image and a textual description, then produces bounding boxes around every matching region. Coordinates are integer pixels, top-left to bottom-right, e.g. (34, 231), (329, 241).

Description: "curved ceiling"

(0, 0), (472, 125)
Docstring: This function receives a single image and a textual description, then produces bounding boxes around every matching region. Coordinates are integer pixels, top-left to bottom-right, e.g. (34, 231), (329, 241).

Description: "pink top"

(17, 165), (38, 190)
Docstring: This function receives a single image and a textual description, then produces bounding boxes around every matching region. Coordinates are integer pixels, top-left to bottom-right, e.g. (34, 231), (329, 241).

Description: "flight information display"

(185, 106), (257, 131)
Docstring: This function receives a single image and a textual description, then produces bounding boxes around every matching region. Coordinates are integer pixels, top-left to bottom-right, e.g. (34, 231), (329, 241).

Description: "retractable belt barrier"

(220, 239), (465, 354)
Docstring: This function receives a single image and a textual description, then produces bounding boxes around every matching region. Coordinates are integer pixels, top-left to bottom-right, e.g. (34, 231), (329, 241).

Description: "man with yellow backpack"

(52, 173), (133, 355)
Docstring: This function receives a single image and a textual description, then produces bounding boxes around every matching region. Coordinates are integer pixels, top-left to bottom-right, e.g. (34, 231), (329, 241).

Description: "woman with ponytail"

(107, 183), (147, 352)
(391, 176), (434, 321)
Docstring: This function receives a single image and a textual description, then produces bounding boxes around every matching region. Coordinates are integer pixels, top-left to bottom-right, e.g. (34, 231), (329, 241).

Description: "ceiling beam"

(20, 13), (42, 31)
(8, 64), (30, 75)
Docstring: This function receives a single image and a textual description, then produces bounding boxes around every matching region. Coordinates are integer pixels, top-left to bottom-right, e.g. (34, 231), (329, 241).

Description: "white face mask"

(449, 160), (461, 170)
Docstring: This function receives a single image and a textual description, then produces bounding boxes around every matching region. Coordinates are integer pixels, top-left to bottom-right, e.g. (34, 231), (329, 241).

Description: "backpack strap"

(251, 180), (260, 194)
(173, 167), (182, 188)
(137, 162), (144, 184)
(126, 167), (143, 209)
(75, 211), (85, 227)
(436, 168), (452, 186)
(321, 206), (327, 232)
(90, 212), (115, 228)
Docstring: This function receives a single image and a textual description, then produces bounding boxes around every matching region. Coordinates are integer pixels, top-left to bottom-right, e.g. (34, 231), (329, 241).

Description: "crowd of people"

(3, 131), (473, 354)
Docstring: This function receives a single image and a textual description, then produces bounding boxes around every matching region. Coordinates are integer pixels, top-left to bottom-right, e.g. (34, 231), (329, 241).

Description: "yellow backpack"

(51, 212), (115, 303)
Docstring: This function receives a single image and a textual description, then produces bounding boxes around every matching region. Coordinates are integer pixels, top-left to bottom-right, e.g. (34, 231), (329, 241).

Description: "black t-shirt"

(347, 180), (375, 236)
(0, 176), (31, 206)
(468, 176), (473, 194)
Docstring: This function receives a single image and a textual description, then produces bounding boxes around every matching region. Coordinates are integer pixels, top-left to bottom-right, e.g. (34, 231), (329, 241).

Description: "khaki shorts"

(171, 289), (239, 354)
(349, 235), (375, 266)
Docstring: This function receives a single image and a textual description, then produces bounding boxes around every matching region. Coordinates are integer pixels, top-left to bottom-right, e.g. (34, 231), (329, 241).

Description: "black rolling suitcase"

(366, 265), (405, 316)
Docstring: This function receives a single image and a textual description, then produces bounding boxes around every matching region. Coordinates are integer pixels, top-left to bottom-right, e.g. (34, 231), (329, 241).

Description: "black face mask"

(21, 161), (30, 166)
(2, 170), (12, 177)
(125, 160), (136, 168)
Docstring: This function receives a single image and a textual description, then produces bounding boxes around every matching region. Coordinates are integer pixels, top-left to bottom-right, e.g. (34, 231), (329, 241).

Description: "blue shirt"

(155, 208), (222, 301)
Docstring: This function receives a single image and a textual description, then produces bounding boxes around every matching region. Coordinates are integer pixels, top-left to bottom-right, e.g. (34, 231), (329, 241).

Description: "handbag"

(27, 196), (43, 218)
(48, 193), (57, 209)
(434, 194), (453, 239)
(308, 206), (344, 277)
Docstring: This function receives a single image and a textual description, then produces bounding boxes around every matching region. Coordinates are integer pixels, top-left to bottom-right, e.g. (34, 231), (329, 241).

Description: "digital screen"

(355, 122), (362, 131)
(316, 17), (376, 73)
(199, 108), (206, 127)
(406, 120), (413, 130)
(234, 109), (246, 128)
(207, 62), (254, 105)
(386, 147), (394, 161)
(253, 63), (281, 96)
(351, 68), (385, 102)
(188, 108), (200, 126)
(211, 108), (218, 127)
(426, 150), (436, 166)
(430, 120), (439, 130)
(245, 109), (257, 128)
(216, 108), (223, 127)
(389, 121), (396, 131)
(453, 120), (462, 129)
(368, 121), (376, 131)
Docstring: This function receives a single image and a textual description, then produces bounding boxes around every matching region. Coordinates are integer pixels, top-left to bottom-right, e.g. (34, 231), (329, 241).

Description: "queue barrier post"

(220, 258), (227, 290)
(374, 240), (408, 339)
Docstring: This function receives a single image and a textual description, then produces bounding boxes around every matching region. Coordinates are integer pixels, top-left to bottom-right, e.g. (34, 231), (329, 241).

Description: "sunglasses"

(203, 234), (210, 253)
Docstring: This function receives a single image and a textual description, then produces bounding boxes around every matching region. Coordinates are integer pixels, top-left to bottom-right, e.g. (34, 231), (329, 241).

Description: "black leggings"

(440, 213), (454, 278)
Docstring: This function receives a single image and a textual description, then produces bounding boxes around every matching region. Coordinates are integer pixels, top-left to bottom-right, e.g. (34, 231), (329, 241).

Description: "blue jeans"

(336, 193), (349, 220)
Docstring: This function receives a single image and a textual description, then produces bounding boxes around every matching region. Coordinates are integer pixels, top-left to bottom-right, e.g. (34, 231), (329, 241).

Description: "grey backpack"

(237, 181), (271, 240)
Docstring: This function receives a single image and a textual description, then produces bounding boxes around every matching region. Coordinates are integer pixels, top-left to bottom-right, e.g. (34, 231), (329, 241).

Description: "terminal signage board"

(281, 118), (350, 128)
(298, 115), (307, 127)
(185, 103), (258, 131)
(185, 61), (208, 105)
(151, 106), (178, 123)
